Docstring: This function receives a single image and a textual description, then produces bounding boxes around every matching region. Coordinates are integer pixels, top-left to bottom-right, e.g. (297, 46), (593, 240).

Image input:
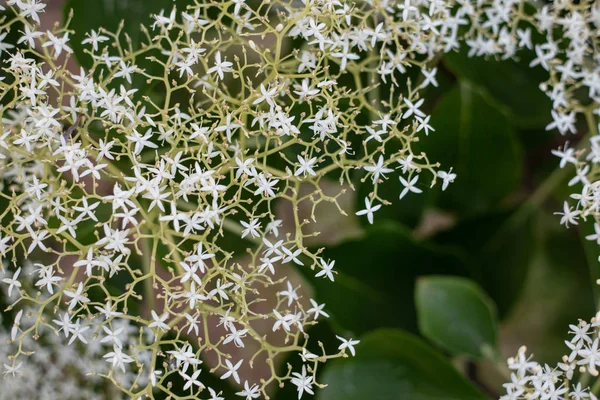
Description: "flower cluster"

(1, 0), (599, 398)
(501, 314), (600, 400)
(0, 0), (460, 398)
(539, 0), (600, 237)
(0, 281), (107, 400)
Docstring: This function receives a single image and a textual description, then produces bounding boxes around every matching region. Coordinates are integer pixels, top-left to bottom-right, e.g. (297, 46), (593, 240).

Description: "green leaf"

(444, 48), (551, 129)
(417, 82), (523, 215)
(433, 209), (535, 318)
(416, 276), (498, 359)
(305, 221), (470, 335)
(317, 329), (487, 400)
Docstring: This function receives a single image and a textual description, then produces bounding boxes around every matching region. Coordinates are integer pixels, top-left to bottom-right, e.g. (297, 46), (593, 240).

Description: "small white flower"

(148, 310), (170, 332)
(221, 359), (243, 384)
(315, 259), (335, 281)
(336, 335), (360, 356)
(356, 197), (382, 224)
(207, 51), (233, 80)
(399, 174), (423, 199)
(437, 169), (456, 191)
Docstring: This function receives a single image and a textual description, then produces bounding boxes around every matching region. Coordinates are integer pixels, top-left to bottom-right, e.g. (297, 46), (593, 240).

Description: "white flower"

(3, 362), (23, 377)
(148, 310), (170, 332)
(364, 155), (393, 183)
(291, 365), (314, 399)
(402, 98), (425, 119)
(27, 230), (49, 254)
(307, 299), (329, 320)
(103, 346), (134, 373)
(81, 30), (109, 51)
(221, 359), (243, 384)
(207, 387), (225, 400)
(254, 173), (279, 197)
(293, 79), (319, 100)
(551, 143), (577, 168)
(336, 336), (360, 356)
(2, 267), (21, 297)
(315, 259), (335, 281)
(355, 197), (382, 224)
(399, 174), (423, 199)
(253, 83), (278, 107)
(280, 281), (299, 306)
(241, 218), (261, 238)
(63, 282), (90, 310)
(295, 155), (318, 177)
(17, 25), (42, 48)
(421, 68), (438, 88)
(42, 31), (72, 57)
(236, 381), (260, 399)
(181, 369), (203, 391)
(282, 247), (304, 266)
(555, 201), (580, 228)
(331, 43), (359, 71)
(223, 326), (249, 348)
(126, 128), (158, 155)
(207, 51), (233, 80)
(578, 338), (600, 374)
(437, 169), (456, 191)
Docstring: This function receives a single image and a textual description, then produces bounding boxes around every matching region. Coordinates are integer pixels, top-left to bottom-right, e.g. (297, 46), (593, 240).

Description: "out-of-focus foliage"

(416, 276), (498, 360)
(317, 329), (488, 400)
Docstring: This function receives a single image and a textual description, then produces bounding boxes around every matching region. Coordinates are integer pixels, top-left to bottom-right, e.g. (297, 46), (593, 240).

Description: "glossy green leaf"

(416, 276), (498, 359)
(444, 48), (551, 129)
(317, 329), (487, 400)
(305, 221), (470, 335)
(417, 83), (523, 215)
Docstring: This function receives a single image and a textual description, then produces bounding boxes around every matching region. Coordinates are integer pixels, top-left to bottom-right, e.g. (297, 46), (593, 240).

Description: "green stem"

(591, 375), (600, 395)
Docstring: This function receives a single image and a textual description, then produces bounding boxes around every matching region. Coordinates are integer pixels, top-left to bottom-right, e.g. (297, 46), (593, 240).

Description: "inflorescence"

(0, 0), (599, 399)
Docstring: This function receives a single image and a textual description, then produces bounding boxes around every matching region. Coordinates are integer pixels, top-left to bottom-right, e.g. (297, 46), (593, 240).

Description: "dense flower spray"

(0, 0), (598, 399)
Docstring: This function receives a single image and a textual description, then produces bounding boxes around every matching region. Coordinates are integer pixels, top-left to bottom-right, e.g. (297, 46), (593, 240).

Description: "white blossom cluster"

(0, 0), (598, 398)
(0, 0), (452, 397)
(481, 1), (600, 397)
(501, 314), (600, 400)
(536, 1), (600, 233)
(0, 265), (106, 400)
(544, 0), (600, 242)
